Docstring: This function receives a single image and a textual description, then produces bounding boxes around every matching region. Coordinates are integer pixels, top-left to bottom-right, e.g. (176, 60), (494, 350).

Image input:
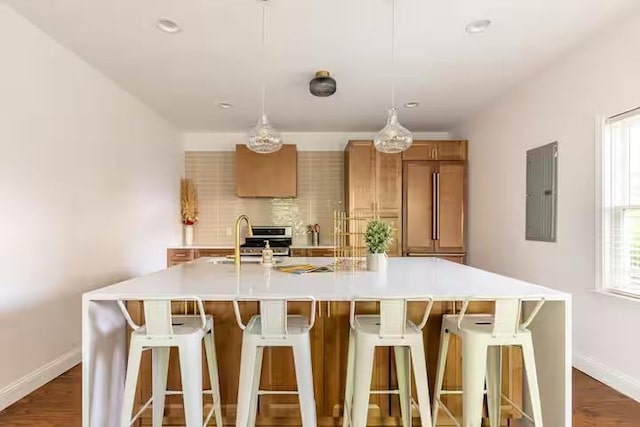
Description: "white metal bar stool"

(342, 297), (434, 427)
(118, 297), (223, 427)
(432, 298), (546, 427)
(232, 296), (317, 427)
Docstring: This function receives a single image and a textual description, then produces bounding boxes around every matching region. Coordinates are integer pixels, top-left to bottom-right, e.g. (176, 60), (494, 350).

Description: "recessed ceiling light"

(218, 102), (233, 109)
(404, 102), (420, 108)
(157, 18), (181, 34)
(465, 19), (491, 35)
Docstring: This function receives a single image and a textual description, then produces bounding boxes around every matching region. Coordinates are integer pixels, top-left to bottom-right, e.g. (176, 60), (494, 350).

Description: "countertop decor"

(180, 178), (198, 245)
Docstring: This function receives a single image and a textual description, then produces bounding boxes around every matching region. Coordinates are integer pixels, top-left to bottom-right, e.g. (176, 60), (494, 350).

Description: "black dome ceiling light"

(309, 70), (337, 97)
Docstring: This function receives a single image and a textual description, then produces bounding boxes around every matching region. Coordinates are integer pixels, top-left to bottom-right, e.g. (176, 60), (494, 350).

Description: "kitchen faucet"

(234, 215), (253, 266)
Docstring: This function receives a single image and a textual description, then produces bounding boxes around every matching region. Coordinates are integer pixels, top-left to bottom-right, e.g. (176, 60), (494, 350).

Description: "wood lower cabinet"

(290, 248), (335, 258)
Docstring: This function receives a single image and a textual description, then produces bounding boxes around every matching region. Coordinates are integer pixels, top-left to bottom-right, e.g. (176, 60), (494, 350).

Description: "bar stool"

(232, 297), (317, 427)
(118, 297), (223, 427)
(432, 298), (546, 427)
(342, 297), (434, 427)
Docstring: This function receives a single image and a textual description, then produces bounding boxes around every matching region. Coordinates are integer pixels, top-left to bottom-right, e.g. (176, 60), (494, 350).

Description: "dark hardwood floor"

(0, 366), (638, 426)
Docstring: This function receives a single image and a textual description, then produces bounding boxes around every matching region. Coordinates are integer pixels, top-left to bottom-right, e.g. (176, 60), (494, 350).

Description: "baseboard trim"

(0, 347), (81, 411)
(574, 352), (640, 403)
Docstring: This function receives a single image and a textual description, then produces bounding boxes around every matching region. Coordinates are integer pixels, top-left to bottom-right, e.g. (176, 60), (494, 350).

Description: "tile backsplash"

(185, 151), (344, 245)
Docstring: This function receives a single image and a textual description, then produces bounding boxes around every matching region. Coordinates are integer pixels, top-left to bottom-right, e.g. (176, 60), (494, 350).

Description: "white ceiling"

(6, 0), (640, 132)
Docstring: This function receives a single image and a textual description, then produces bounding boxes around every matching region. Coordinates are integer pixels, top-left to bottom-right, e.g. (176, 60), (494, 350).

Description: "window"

(601, 108), (640, 297)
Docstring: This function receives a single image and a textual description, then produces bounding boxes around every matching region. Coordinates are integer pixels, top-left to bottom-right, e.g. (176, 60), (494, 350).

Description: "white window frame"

(597, 108), (640, 299)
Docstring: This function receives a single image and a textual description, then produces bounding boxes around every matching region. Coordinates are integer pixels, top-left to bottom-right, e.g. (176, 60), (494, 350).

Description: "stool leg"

(462, 340), (488, 427)
(410, 341), (432, 427)
(293, 336), (317, 427)
(351, 338), (374, 427)
(486, 346), (502, 427)
(342, 330), (356, 427)
(204, 331), (224, 426)
(248, 346), (264, 427)
(121, 341), (143, 427)
(152, 347), (170, 427)
(432, 327), (450, 426)
(522, 338), (543, 427)
(179, 340), (203, 427)
(236, 334), (258, 427)
(394, 346), (411, 427)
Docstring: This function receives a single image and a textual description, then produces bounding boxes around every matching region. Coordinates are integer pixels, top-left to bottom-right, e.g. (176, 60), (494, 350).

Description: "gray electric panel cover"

(526, 142), (558, 242)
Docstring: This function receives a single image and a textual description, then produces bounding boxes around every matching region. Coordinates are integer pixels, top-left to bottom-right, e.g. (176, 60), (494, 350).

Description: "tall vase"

(367, 252), (387, 272)
(183, 225), (194, 246)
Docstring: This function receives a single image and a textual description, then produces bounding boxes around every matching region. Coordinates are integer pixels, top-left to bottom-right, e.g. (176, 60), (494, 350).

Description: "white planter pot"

(183, 225), (194, 246)
(367, 252), (387, 272)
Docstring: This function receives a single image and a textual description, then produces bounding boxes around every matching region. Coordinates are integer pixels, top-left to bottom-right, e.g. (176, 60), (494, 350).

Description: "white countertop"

(84, 257), (569, 302)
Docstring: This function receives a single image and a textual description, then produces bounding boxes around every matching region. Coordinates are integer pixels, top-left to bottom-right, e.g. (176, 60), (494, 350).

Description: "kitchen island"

(82, 257), (571, 427)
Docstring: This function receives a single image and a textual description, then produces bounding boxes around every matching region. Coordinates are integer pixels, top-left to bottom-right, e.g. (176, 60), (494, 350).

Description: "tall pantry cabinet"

(344, 140), (403, 256)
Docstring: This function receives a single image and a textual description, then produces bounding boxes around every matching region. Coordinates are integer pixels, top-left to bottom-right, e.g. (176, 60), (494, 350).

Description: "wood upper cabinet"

(402, 140), (467, 161)
(345, 141), (376, 213)
(403, 160), (466, 255)
(236, 144), (297, 197)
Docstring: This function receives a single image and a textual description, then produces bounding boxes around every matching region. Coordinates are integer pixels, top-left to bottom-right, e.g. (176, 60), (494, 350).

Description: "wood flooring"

(0, 365), (638, 426)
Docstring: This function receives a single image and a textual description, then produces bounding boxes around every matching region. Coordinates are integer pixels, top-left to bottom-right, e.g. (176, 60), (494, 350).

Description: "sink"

(207, 257), (284, 265)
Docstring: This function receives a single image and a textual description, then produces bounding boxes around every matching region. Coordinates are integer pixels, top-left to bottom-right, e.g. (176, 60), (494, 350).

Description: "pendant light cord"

(261, 2), (267, 117)
(391, 0), (396, 108)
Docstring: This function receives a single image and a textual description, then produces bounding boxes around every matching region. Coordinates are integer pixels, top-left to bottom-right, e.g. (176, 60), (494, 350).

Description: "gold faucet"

(234, 215), (253, 266)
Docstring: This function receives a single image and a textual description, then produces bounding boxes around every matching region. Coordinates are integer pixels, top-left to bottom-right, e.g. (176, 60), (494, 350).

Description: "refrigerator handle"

(432, 172), (438, 240)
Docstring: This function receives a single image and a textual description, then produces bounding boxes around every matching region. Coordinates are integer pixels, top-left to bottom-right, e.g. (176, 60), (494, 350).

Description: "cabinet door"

(436, 140), (467, 161)
(403, 161), (437, 254)
(346, 141), (375, 213)
(375, 151), (402, 215)
(257, 302), (325, 421)
(402, 141), (439, 161)
(435, 161), (465, 253)
(323, 302), (391, 422)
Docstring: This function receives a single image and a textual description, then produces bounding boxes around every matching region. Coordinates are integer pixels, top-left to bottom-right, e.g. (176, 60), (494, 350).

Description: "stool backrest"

(457, 297), (546, 337)
(350, 297), (434, 338)
(233, 296), (316, 338)
(117, 296), (207, 337)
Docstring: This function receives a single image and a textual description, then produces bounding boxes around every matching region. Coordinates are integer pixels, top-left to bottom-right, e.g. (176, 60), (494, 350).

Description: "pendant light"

(247, 0), (283, 154)
(374, 0), (413, 154)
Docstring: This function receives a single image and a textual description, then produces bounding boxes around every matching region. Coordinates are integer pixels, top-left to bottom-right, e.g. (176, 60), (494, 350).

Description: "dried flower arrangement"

(180, 178), (199, 226)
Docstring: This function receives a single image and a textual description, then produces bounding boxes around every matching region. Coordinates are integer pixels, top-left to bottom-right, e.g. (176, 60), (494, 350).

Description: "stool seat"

(353, 315), (422, 337)
(246, 314), (309, 336)
(133, 315), (213, 337)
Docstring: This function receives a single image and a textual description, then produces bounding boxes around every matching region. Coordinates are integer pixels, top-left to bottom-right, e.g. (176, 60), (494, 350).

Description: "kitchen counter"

(83, 257), (571, 427)
(168, 244), (335, 249)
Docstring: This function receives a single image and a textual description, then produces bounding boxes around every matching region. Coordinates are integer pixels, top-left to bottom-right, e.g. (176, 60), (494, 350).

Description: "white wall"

(0, 5), (182, 409)
(182, 131), (452, 151)
(456, 12), (640, 400)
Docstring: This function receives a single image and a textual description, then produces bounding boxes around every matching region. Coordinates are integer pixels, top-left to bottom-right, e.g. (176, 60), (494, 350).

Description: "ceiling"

(5, 0), (640, 132)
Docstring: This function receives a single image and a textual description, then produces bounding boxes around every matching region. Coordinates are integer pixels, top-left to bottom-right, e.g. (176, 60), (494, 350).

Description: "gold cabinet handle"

(319, 301), (322, 318)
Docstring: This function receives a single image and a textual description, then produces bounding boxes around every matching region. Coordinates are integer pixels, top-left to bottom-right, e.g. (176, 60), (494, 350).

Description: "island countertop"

(85, 256), (569, 302)
(82, 257), (571, 427)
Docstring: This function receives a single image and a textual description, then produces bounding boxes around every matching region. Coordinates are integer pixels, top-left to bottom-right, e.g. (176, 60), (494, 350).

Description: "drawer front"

(290, 248), (308, 257)
(307, 248), (334, 257)
(167, 249), (194, 265)
(195, 248), (234, 258)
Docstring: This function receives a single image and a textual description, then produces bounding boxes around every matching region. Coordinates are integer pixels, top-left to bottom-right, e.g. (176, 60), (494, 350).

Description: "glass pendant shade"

(247, 114), (283, 154)
(374, 107), (413, 153)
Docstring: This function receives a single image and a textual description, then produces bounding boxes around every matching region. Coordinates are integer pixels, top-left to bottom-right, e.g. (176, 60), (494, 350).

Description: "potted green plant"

(364, 219), (393, 272)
